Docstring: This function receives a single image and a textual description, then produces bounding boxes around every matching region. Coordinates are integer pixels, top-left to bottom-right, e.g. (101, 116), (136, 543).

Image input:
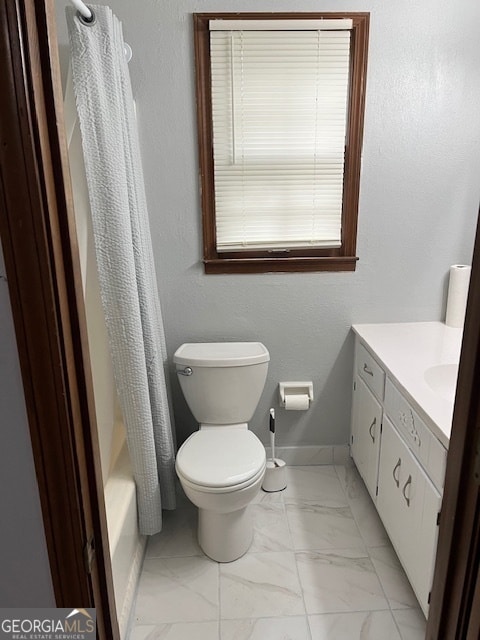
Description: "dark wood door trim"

(0, 1), (118, 637)
(427, 212), (480, 639)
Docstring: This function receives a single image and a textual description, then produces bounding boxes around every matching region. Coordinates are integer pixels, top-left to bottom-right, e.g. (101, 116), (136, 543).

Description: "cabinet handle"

(393, 458), (401, 488)
(402, 475), (412, 507)
(363, 363), (374, 377)
(369, 417), (376, 443)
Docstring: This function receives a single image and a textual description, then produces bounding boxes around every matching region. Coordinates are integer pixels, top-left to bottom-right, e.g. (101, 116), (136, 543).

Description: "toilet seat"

(177, 464), (266, 494)
(176, 429), (266, 490)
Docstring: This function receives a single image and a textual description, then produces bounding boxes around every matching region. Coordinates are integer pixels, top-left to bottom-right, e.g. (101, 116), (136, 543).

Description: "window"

(194, 13), (369, 274)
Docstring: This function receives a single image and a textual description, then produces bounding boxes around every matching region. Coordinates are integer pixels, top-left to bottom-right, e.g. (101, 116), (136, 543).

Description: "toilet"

(174, 342), (269, 562)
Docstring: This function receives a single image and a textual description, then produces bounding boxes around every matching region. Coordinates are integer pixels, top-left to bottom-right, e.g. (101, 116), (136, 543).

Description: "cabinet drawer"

(356, 341), (385, 401)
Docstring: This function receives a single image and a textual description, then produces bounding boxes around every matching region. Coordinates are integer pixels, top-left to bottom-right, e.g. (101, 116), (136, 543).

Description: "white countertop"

(352, 322), (463, 447)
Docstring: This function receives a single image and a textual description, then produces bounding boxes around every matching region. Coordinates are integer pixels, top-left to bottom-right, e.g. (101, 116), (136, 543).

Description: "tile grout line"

(334, 463), (368, 542)
(333, 464), (391, 556)
(283, 468), (317, 640)
(391, 609), (406, 640)
(367, 542), (417, 615)
(217, 560), (221, 640)
(333, 464), (414, 639)
(335, 465), (399, 615)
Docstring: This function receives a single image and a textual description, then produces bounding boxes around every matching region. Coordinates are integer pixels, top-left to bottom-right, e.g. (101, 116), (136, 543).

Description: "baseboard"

(264, 444), (350, 466)
(118, 534), (147, 639)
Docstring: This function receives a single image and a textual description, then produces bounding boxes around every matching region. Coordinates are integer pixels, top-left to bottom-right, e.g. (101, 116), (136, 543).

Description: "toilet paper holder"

(279, 381), (314, 408)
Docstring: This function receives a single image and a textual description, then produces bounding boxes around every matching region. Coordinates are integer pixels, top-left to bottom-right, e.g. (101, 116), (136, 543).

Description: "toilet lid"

(176, 430), (266, 488)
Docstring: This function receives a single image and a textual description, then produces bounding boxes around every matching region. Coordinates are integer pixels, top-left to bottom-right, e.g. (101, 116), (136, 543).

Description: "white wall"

(55, 0), (480, 448)
(0, 244), (56, 606)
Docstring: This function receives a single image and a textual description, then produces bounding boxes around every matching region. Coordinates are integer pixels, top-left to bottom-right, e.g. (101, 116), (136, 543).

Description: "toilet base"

(198, 506), (253, 563)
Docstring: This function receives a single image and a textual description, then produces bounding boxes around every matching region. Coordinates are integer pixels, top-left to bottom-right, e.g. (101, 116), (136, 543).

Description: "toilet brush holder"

(262, 458), (287, 492)
(262, 408), (287, 492)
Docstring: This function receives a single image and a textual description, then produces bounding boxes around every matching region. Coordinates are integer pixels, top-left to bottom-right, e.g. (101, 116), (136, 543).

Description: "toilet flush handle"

(177, 366), (193, 376)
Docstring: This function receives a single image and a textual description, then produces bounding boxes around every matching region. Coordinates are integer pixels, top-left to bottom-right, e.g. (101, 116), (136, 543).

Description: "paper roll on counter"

(445, 264), (471, 328)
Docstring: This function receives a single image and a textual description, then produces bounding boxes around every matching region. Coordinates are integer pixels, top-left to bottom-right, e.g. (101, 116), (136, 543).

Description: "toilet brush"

(269, 408), (278, 466)
(262, 408), (287, 492)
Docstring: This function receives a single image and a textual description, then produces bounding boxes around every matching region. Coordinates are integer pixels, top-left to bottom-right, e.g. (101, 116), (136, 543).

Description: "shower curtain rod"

(70, 0), (93, 22)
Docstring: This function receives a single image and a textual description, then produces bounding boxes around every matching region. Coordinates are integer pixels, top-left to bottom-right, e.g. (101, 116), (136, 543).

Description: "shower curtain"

(67, 5), (176, 534)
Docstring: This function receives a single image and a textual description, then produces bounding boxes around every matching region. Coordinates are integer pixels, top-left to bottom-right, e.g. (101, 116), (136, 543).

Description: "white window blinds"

(210, 23), (351, 252)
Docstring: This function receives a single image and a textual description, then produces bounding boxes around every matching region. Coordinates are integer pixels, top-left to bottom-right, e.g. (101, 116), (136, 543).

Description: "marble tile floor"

(128, 464), (427, 640)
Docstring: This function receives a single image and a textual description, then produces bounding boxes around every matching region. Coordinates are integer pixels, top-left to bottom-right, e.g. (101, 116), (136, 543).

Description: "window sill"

(204, 256), (358, 274)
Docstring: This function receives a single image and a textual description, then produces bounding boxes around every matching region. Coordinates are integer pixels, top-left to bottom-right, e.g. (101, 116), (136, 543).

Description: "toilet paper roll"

(445, 264), (471, 328)
(284, 394), (310, 410)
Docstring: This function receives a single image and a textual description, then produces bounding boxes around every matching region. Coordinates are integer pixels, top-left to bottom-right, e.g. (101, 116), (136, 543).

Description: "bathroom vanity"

(350, 322), (463, 616)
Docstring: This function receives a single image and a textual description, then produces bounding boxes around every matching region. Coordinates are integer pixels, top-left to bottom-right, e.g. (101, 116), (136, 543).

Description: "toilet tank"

(173, 342), (269, 425)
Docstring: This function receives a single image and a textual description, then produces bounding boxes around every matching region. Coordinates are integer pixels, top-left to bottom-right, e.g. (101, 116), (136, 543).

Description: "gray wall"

(0, 245), (55, 606)
(56, 0), (480, 448)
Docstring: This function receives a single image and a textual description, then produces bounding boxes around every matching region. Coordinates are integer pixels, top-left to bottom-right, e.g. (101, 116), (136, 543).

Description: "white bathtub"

(105, 441), (146, 638)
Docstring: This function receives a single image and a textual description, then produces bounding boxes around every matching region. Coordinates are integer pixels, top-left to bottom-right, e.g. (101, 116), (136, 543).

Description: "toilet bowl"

(176, 428), (266, 562)
(173, 342), (269, 562)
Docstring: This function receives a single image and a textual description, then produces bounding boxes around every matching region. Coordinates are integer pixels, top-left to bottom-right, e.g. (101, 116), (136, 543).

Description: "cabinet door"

(351, 375), (382, 500)
(377, 417), (441, 615)
(414, 474), (442, 614)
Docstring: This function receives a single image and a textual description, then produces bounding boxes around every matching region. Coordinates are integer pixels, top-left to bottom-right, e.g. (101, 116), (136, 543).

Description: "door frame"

(1, 0), (479, 638)
(426, 216), (480, 638)
(0, 1), (119, 638)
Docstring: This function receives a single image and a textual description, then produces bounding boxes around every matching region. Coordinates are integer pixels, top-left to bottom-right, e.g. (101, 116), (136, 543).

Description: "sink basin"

(424, 364), (459, 402)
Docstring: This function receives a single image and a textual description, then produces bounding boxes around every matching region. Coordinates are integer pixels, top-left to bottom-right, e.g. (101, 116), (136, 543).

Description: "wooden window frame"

(194, 12), (370, 274)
